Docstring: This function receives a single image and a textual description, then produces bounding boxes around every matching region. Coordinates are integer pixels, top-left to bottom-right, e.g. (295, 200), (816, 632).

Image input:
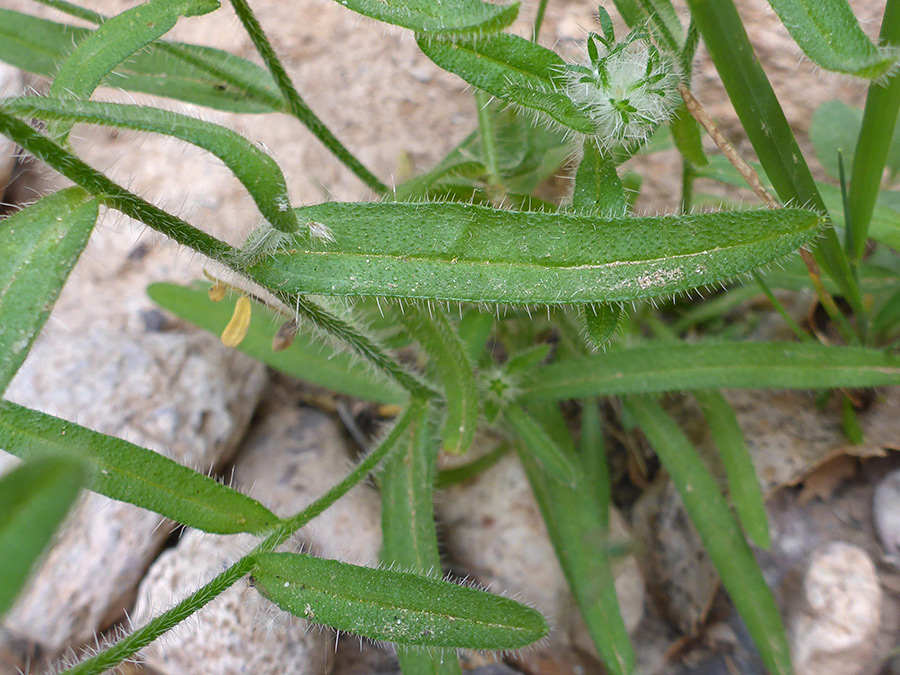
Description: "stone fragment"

(788, 541), (881, 675)
(0, 63), (23, 197)
(874, 468), (900, 566)
(135, 383), (381, 674)
(132, 530), (332, 675)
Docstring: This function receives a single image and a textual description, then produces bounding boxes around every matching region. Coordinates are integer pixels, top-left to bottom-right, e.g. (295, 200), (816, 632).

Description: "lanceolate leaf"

(331, 0), (518, 34)
(49, 0), (220, 110)
(518, 342), (900, 401)
(244, 202), (821, 305)
(0, 401), (278, 534)
(250, 552), (548, 649)
(572, 141), (627, 216)
(694, 390), (770, 549)
(380, 403), (462, 674)
(6, 97), (299, 233)
(0, 188), (99, 396)
(504, 403), (577, 485)
(766, 0), (898, 78)
(399, 306), (478, 454)
(0, 458), (84, 618)
(0, 8), (283, 113)
(624, 395), (791, 675)
(416, 33), (595, 134)
(147, 283), (405, 404)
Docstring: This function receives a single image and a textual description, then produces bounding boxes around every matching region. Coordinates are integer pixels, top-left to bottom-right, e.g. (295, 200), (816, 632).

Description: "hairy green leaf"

(0, 8), (282, 113)
(519, 342), (900, 401)
(147, 283), (406, 404)
(244, 202), (821, 305)
(251, 552), (548, 649)
(573, 142), (627, 216)
(0, 457), (83, 619)
(580, 303), (624, 349)
(6, 97), (298, 233)
(0, 401), (278, 534)
(380, 403), (461, 674)
(766, 0), (898, 78)
(332, 0), (518, 34)
(694, 390), (770, 548)
(49, 0), (220, 112)
(625, 395), (791, 675)
(0, 188), (98, 396)
(611, 0), (683, 52)
(417, 33), (595, 134)
(400, 306), (478, 454)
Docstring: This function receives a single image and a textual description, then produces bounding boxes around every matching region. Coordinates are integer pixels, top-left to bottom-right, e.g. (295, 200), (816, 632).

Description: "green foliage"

(1, 0), (900, 673)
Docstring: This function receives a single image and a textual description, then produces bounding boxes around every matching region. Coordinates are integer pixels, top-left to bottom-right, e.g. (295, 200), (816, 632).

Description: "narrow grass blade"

(416, 33), (595, 134)
(380, 403), (462, 674)
(0, 400), (279, 534)
(685, 0), (860, 313)
(435, 443), (510, 489)
(0, 188), (98, 396)
(6, 97), (298, 233)
(400, 306), (478, 454)
(624, 395), (791, 675)
(245, 202), (821, 305)
(846, 0), (900, 262)
(518, 342), (900, 401)
(0, 458), (84, 618)
(766, 0), (898, 78)
(693, 390), (770, 549)
(0, 8), (283, 113)
(611, 0), (683, 52)
(147, 282), (406, 404)
(874, 287), (900, 336)
(518, 404), (636, 674)
(250, 552), (548, 649)
(49, 0), (219, 105)
(331, 0), (518, 34)
(504, 403), (577, 485)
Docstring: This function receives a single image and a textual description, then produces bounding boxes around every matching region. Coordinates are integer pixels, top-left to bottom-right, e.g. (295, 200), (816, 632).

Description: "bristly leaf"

(765, 0), (899, 79)
(624, 395), (791, 675)
(0, 188), (99, 396)
(330, 0), (518, 34)
(250, 552), (548, 649)
(0, 8), (283, 113)
(0, 401), (279, 534)
(244, 202), (821, 305)
(0, 457), (84, 619)
(693, 390), (770, 549)
(399, 306), (478, 455)
(580, 303), (624, 349)
(6, 97), (299, 233)
(518, 342), (900, 401)
(504, 403), (577, 485)
(49, 0), (220, 139)
(610, 0), (684, 52)
(416, 33), (596, 134)
(572, 141), (627, 216)
(147, 283), (406, 405)
(380, 403), (462, 673)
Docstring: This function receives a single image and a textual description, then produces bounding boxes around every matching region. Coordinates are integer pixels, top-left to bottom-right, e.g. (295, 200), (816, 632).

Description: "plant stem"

(680, 158), (695, 213)
(532, 0), (550, 42)
(475, 90), (502, 197)
(61, 398), (427, 675)
(227, 0), (388, 194)
(0, 109), (432, 394)
(751, 272), (809, 342)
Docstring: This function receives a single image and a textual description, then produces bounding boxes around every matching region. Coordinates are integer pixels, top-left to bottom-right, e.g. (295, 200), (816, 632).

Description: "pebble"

(874, 468), (900, 566)
(788, 541), (881, 675)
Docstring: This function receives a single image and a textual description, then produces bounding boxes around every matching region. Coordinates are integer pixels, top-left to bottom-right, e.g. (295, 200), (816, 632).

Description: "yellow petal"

(208, 281), (227, 302)
(221, 296), (252, 347)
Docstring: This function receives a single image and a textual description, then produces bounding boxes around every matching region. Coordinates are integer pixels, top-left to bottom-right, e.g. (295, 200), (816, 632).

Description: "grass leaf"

(504, 403), (577, 485)
(0, 400), (278, 534)
(250, 551), (548, 649)
(147, 282), (406, 404)
(0, 457), (84, 619)
(624, 395), (791, 675)
(0, 188), (98, 396)
(518, 342), (900, 401)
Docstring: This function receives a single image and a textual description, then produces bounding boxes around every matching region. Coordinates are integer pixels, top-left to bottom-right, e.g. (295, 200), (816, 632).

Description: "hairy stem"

(227, 0), (388, 194)
(61, 399), (427, 675)
(475, 90), (502, 198)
